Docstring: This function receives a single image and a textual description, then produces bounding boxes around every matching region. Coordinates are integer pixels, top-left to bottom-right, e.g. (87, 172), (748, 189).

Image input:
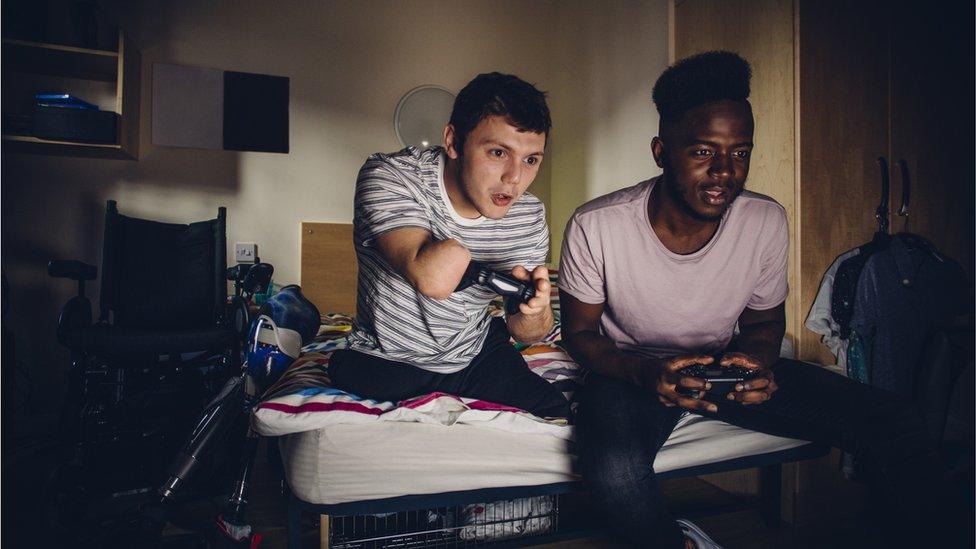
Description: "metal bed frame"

(286, 442), (829, 549)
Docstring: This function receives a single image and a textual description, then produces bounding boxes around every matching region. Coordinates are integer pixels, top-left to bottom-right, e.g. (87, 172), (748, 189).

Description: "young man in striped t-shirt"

(328, 73), (570, 420)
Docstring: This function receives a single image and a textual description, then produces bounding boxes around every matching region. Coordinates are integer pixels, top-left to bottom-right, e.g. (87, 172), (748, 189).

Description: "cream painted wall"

(1, 0), (670, 399)
(547, 1), (669, 265)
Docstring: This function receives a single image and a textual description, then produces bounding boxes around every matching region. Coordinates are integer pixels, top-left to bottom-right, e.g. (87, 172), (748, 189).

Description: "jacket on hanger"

(848, 233), (970, 397)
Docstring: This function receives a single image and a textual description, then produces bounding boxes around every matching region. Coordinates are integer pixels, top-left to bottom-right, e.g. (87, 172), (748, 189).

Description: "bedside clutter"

(33, 105), (118, 143)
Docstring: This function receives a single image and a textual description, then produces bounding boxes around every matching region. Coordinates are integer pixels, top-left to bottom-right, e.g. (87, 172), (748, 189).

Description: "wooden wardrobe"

(798, 0), (975, 362)
(674, 0), (973, 365)
(674, 0), (974, 524)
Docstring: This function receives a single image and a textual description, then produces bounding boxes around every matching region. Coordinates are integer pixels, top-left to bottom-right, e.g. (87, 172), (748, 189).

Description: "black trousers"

(329, 318), (571, 420)
(577, 358), (972, 548)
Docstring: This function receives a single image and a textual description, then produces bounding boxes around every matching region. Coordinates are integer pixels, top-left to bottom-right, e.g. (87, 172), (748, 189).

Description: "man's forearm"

(727, 321), (785, 368)
(376, 228), (472, 300)
(405, 239), (471, 299)
(506, 306), (553, 343)
(562, 330), (649, 387)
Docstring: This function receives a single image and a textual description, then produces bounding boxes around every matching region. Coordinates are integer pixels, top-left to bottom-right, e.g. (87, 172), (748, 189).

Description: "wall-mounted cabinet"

(1, 30), (140, 159)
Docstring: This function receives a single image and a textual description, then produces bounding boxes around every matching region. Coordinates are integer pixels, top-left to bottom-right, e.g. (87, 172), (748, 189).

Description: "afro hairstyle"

(652, 51), (752, 125)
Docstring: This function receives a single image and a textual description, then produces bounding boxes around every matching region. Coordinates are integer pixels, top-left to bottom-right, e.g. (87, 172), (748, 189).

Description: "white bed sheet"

(281, 412), (810, 505)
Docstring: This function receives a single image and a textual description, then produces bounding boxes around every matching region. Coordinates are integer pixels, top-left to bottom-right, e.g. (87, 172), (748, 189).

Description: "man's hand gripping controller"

(676, 357), (760, 397)
(456, 260), (536, 315)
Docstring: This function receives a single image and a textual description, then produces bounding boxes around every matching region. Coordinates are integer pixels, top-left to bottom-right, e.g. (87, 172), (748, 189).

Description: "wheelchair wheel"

(40, 459), (90, 544)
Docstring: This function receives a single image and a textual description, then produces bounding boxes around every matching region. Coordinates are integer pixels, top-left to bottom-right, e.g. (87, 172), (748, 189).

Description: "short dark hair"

(652, 51), (752, 126)
(449, 72), (552, 153)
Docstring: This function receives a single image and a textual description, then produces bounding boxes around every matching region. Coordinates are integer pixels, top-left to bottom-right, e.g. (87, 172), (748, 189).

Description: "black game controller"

(676, 358), (760, 397)
(456, 260), (536, 315)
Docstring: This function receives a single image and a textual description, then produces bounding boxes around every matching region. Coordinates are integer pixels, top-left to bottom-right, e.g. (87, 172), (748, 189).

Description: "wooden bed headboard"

(300, 222), (358, 315)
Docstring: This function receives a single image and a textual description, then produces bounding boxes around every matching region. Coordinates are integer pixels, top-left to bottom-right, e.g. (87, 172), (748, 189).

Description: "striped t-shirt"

(347, 147), (549, 373)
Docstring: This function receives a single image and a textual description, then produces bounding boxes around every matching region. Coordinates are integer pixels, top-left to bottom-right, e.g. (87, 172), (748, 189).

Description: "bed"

(253, 222), (828, 549)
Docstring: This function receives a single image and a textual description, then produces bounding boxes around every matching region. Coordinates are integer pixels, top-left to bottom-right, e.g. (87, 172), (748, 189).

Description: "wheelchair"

(46, 200), (270, 544)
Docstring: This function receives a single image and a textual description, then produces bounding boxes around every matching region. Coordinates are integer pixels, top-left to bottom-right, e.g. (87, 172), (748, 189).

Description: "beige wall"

(2, 0), (670, 399)
(547, 1), (669, 265)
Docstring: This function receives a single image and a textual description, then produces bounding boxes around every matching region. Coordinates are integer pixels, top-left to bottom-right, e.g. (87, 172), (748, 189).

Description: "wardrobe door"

(798, 0), (890, 362)
(889, 0), (975, 279)
(674, 0), (799, 338)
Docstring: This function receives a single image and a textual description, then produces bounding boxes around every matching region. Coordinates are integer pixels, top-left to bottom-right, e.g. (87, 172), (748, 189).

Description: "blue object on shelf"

(34, 93), (100, 110)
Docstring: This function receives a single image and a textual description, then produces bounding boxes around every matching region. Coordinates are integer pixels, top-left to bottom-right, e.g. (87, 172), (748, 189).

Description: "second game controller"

(676, 358), (760, 397)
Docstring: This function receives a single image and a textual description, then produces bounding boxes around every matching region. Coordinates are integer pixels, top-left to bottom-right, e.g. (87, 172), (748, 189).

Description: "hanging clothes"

(807, 230), (888, 375)
(831, 234), (891, 340)
(831, 155), (895, 342)
(848, 233), (970, 397)
(805, 248), (860, 369)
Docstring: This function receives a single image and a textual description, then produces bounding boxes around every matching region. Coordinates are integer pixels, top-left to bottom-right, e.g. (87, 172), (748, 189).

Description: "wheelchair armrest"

(227, 263), (273, 293)
(48, 260), (97, 281)
(227, 295), (251, 340)
(57, 295), (93, 345)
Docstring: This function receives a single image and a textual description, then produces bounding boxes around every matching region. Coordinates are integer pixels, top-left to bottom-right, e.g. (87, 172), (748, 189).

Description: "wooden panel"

(792, 0), (891, 506)
(301, 222), (358, 316)
(320, 514), (330, 548)
(675, 0), (799, 344)
(0, 136), (130, 158)
(889, 0), (975, 280)
(700, 468), (760, 498)
(788, 450), (870, 527)
(119, 32), (141, 159)
(674, 0), (797, 506)
(797, 0), (889, 363)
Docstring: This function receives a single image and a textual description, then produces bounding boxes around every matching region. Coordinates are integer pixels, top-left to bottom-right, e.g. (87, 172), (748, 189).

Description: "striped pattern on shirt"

(347, 147), (549, 373)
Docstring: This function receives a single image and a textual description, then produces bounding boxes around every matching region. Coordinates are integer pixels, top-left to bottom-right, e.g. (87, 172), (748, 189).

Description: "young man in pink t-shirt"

(558, 51), (968, 548)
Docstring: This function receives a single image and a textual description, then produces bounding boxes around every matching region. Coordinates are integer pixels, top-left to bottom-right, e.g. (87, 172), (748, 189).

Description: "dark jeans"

(577, 358), (971, 548)
(329, 318), (571, 419)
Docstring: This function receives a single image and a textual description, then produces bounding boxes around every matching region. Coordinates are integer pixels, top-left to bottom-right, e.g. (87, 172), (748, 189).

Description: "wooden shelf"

(1, 31), (140, 159)
(3, 134), (119, 147)
(1, 38), (119, 81)
(1, 134), (133, 159)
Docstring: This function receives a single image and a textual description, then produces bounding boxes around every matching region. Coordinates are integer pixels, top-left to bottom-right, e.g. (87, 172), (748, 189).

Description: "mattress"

(281, 411), (810, 506)
(267, 316), (813, 506)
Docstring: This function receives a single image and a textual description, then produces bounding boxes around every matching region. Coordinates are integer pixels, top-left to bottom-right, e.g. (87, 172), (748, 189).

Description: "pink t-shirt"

(559, 177), (789, 359)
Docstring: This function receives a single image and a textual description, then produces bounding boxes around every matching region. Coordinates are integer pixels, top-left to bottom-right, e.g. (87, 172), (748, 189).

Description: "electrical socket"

(235, 242), (257, 263)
